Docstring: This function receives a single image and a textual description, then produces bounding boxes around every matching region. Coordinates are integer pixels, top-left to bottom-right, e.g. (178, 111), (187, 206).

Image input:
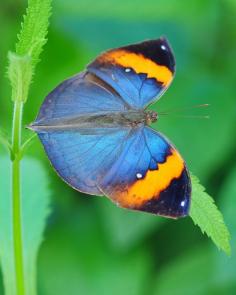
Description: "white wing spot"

(161, 45), (167, 50)
(136, 173), (143, 179)
(125, 68), (131, 73)
(180, 201), (185, 207)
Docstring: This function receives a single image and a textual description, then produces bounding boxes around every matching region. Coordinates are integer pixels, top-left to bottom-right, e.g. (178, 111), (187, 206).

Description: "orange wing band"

(99, 49), (173, 87)
(116, 148), (185, 208)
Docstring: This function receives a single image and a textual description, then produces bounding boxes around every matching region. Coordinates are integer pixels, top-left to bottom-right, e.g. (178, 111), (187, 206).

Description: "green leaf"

(19, 133), (37, 159)
(16, 0), (52, 69)
(0, 129), (12, 154)
(7, 0), (52, 103)
(0, 156), (50, 295)
(190, 174), (231, 255)
(7, 52), (32, 102)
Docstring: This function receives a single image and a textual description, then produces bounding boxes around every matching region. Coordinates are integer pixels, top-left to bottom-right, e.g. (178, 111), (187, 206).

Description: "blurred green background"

(0, 0), (236, 294)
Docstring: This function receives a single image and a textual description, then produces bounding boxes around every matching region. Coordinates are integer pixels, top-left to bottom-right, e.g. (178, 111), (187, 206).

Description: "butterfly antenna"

(158, 103), (210, 115)
(161, 115), (210, 119)
(158, 103), (210, 119)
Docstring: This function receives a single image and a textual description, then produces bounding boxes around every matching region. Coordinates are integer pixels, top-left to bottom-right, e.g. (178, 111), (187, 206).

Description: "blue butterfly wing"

(37, 127), (131, 195)
(87, 37), (175, 109)
(98, 126), (191, 218)
(31, 71), (132, 195)
(31, 38), (190, 218)
(34, 71), (129, 125)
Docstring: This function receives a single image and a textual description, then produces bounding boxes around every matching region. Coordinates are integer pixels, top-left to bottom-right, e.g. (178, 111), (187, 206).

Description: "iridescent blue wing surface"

(31, 38), (191, 218)
(87, 37), (175, 109)
(31, 72), (132, 195)
(37, 128), (131, 195)
(98, 126), (191, 218)
(33, 71), (129, 125)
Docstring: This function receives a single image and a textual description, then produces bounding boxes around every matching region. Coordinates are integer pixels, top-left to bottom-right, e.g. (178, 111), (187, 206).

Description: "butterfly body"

(31, 37), (191, 219)
(30, 108), (157, 132)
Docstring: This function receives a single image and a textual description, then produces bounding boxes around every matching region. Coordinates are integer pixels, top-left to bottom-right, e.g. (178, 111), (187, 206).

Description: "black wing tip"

(138, 168), (191, 219)
(139, 198), (191, 219)
(121, 37), (176, 72)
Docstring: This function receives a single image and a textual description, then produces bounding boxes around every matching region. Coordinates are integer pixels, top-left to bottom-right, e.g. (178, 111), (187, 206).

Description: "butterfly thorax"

(144, 110), (158, 125)
(29, 110), (158, 132)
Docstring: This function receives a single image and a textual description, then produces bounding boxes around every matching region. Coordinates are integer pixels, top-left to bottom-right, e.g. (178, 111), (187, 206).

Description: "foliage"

(0, 0), (235, 294)
(16, 0), (52, 68)
(0, 157), (50, 295)
(0, 0), (52, 294)
(7, 0), (51, 104)
(190, 175), (231, 255)
(7, 52), (32, 102)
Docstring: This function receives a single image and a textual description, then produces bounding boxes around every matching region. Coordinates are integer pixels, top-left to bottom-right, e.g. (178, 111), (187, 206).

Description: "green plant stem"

(11, 100), (25, 295)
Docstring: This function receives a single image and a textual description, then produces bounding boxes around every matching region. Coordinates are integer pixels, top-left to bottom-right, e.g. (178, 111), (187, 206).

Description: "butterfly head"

(145, 110), (158, 125)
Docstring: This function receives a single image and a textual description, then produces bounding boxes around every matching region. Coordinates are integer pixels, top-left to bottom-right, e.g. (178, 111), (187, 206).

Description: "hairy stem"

(11, 100), (25, 295)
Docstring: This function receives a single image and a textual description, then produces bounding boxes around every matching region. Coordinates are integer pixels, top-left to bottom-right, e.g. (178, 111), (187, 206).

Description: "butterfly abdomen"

(29, 109), (158, 132)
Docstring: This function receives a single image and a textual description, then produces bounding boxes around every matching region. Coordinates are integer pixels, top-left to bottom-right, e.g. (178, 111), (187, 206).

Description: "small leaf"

(190, 174), (231, 255)
(0, 156), (50, 295)
(16, 0), (52, 69)
(0, 129), (12, 155)
(19, 133), (37, 159)
(6, 0), (52, 104)
(7, 52), (32, 102)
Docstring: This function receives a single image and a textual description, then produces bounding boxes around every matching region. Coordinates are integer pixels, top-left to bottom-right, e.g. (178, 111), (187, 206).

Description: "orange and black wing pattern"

(87, 37), (175, 109)
(99, 127), (191, 218)
(32, 37), (191, 219)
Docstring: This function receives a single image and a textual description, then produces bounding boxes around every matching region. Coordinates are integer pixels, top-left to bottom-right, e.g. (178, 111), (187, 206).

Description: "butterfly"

(30, 37), (191, 219)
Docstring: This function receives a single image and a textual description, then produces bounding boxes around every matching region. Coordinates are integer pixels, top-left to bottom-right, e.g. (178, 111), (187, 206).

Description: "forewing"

(99, 126), (191, 218)
(87, 37), (175, 109)
(31, 68), (133, 195)
(34, 71), (128, 125)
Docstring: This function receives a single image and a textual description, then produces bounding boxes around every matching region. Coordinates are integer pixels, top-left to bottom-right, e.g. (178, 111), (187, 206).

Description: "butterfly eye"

(136, 172), (143, 179)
